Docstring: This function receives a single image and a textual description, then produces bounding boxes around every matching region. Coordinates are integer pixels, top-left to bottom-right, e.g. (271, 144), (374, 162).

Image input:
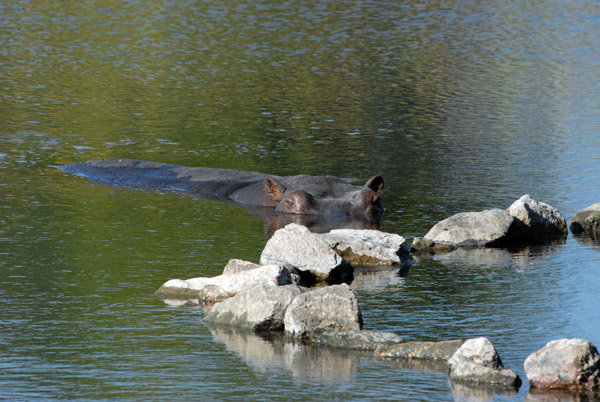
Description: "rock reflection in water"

(525, 387), (600, 402)
(350, 266), (408, 292)
(449, 380), (519, 401)
(431, 241), (565, 269)
(206, 322), (362, 384)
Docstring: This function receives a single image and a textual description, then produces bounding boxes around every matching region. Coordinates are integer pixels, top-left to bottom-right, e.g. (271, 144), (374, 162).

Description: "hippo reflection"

(61, 158), (384, 230)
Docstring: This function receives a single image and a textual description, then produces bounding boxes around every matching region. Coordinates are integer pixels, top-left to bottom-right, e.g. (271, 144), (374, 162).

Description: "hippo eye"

(285, 199), (295, 207)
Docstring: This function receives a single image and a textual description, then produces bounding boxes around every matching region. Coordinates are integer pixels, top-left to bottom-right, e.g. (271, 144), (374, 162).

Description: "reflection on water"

(2, 0), (600, 400)
(207, 323), (362, 385)
(450, 381), (521, 402)
(241, 204), (382, 235)
(430, 241), (565, 270)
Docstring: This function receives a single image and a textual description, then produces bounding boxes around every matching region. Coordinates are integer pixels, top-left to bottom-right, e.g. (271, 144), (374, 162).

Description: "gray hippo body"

(61, 158), (384, 220)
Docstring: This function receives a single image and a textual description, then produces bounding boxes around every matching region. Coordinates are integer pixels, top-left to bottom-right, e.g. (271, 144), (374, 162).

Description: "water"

(2, 0), (600, 400)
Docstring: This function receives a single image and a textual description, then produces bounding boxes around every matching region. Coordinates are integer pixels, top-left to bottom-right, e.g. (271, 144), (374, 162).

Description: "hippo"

(60, 159), (385, 221)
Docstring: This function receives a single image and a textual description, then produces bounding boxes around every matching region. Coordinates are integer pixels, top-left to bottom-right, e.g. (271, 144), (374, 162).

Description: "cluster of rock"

(156, 223), (413, 300)
(153, 194), (600, 394)
(208, 278), (600, 393)
(412, 194), (569, 253)
(410, 195), (600, 252)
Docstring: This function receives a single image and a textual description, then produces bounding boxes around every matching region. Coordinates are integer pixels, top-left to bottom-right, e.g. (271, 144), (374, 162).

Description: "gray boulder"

(570, 203), (600, 238)
(284, 283), (362, 338)
(524, 338), (600, 390)
(375, 339), (465, 361)
(448, 337), (522, 388)
(260, 224), (353, 284)
(507, 195), (567, 238)
(222, 259), (260, 275)
(155, 264), (293, 300)
(198, 285), (230, 304)
(306, 330), (404, 350)
(204, 284), (307, 332)
(413, 209), (522, 251)
(317, 229), (413, 267)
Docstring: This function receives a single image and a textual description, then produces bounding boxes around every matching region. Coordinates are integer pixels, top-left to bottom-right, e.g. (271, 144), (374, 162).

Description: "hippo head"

(264, 175), (384, 219)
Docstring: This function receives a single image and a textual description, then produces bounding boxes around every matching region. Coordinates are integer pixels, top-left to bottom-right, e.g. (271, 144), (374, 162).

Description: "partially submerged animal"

(61, 158), (385, 220)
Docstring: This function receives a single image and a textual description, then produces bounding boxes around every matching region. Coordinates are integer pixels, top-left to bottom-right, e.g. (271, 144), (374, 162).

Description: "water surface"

(2, 0), (600, 400)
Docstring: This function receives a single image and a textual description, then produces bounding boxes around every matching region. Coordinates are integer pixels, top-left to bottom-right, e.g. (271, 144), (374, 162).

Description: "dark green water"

(2, 0), (600, 400)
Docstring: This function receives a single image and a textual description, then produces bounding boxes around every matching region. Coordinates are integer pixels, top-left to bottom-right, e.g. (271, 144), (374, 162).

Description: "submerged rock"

(155, 264), (293, 300)
(306, 330), (404, 351)
(524, 338), (600, 390)
(260, 224), (353, 285)
(204, 284), (307, 332)
(375, 339), (465, 361)
(570, 203), (600, 238)
(284, 283), (362, 339)
(507, 194), (567, 239)
(448, 337), (521, 388)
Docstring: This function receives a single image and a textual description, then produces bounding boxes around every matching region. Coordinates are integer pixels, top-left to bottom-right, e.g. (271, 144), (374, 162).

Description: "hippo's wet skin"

(61, 159), (385, 222)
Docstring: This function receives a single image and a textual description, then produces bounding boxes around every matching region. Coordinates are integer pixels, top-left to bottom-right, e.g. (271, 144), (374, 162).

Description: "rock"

(283, 283), (362, 338)
(507, 195), (567, 238)
(418, 209), (522, 251)
(570, 203), (600, 238)
(260, 223), (353, 285)
(317, 229), (413, 267)
(155, 264), (293, 300)
(204, 284), (307, 332)
(374, 339), (464, 361)
(524, 338), (600, 390)
(198, 285), (230, 304)
(306, 330), (404, 350)
(448, 337), (522, 388)
(222, 259), (260, 275)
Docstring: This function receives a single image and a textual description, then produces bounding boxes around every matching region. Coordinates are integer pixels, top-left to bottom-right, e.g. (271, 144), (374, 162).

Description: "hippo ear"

(264, 177), (286, 202)
(365, 176), (384, 195)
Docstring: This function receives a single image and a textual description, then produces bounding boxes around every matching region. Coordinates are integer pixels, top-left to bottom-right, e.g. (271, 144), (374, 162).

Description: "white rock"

(155, 264), (293, 300)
